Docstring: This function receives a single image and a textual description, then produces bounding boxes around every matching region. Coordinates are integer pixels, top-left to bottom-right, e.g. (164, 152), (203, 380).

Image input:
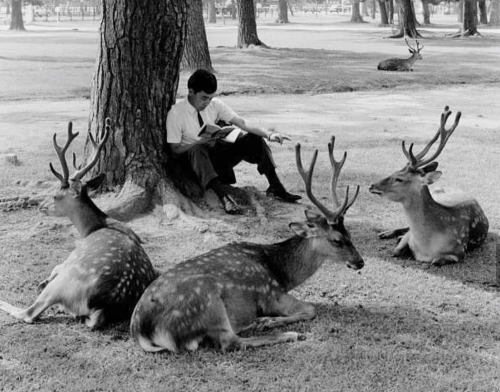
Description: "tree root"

(447, 29), (482, 38)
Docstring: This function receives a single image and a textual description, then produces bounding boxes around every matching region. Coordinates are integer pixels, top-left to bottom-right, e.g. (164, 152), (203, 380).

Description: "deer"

(377, 38), (424, 72)
(369, 106), (489, 266)
(130, 136), (364, 353)
(0, 120), (158, 329)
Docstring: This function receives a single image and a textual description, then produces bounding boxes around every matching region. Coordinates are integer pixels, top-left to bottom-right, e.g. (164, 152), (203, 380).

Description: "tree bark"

(462, 0), (479, 35)
(237, 0), (267, 48)
(207, 0), (216, 23)
(350, 1), (365, 22)
(379, 0), (389, 25)
(86, 0), (203, 221)
(491, 0), (500, 25)
(182, 0), (213, 71)
(388, 0), (421, 38)
(10, 0), (25, 30)
(478, 0), (488, 24)
(421, 0), (431, 24)
(275, 0), (289, 23)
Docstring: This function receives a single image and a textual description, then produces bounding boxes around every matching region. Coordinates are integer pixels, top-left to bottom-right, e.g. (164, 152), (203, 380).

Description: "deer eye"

(332, 239), (343, 247)
(394, 178), (404, 183)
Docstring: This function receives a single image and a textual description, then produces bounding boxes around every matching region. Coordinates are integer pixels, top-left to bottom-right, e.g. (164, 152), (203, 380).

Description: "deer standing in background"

(369, 106), (489, 266)
(131, 136), (364, 353)
(377, 39), (424, 72)
(0, 120), (158, 329)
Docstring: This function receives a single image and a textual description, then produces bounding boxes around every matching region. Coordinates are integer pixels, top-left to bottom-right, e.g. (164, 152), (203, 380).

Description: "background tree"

(182, 0), (213, 71)
(350, 0), (365, 22)
(421, 0), (441, 24)
(461, 0), (479, 35)
(237, 0), (267, 48)
(378, 0), (390, 25)
(478, 0), (487, 24)
(10, 0), (25, 30)
(86, 0), (198, 220)
(276, 0), (289, 23)
(389, 0), (421, 38)
(207, 0), (217, 23)
(491, 0), (500, 25)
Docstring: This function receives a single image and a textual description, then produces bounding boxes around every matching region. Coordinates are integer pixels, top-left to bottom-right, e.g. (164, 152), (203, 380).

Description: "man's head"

(187, 69), (218, 112)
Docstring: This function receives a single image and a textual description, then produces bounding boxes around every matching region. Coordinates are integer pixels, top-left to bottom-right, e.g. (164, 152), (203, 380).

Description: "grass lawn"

(0, 12), (500, 392)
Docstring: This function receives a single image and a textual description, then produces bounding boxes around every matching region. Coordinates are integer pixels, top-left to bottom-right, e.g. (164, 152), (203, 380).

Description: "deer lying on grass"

(130, 136), (364, 352)
(369, 106), (489, 266)
(0, 120), (158, 329)
(377, 39), (424, 72)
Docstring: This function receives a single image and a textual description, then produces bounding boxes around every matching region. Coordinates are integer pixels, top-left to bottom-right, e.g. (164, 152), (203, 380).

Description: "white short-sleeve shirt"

(166, 98), (237, 146)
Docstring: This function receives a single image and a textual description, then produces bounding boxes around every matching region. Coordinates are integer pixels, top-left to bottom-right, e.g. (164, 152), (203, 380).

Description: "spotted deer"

(369, 106), (489, 266)
(0, 120), (158, 329)
(130, 136), (364, 352)
(377, 39), (424, 72)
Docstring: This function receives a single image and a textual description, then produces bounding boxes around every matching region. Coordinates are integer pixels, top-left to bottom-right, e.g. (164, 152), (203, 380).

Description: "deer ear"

(85, 173), (105, 191)
(289, 222), (318, 238)
(422, 170), (442, 185)
(422, 162), (439, 173)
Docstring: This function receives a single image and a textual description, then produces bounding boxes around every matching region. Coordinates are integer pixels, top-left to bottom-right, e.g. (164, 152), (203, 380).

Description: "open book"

(198, 123), (244, 143)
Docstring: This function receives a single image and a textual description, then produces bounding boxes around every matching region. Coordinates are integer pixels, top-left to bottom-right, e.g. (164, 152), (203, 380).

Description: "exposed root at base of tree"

(387, 31), (423, 39)
(237, 40), (269, 49)
(447, 29), (483, 38)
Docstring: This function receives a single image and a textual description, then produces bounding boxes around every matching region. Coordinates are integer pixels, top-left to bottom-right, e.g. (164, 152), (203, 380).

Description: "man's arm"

(230, 115), (291, 144)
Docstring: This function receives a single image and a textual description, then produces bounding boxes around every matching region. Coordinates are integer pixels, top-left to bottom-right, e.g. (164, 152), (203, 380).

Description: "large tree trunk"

(350, 1), (365, 22)
(491, 0), (500, 25)
(379, 0), (390, 25)
(275, 0), (289, 23)
(182, 0), (212, 71)
(10, 0), (25, 30)
(237, 0), (267, 48)
(86, 0), (201, 221)
(421, 0), (431, 24)
(389, 0), (421, 38)
(478, 0), (488, 24)
(462, 0), (479, 35)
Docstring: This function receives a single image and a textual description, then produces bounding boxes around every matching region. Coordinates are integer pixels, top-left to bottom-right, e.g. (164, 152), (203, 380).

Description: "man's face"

(188, 89), (216, 112)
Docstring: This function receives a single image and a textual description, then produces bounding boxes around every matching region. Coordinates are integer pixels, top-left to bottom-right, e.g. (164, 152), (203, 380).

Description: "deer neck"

(407, 53), (419, 66)
(401, 185), (442, 232)
(263, 236), (326, 292)
(67, 196), (108, 238)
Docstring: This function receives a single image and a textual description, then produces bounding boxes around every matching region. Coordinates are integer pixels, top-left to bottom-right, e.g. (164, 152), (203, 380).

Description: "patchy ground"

(0, 13), (500, 392)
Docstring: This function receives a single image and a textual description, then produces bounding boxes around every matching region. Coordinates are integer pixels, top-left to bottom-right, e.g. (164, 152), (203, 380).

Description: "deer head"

(406, 38), (424, 59)
(39, 119), (110, 221)
(369, 106), (461, 204)
(294, 136), (363, 270)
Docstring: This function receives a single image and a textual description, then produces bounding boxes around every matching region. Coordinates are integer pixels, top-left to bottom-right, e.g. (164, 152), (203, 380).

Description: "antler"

(401, 106), (461, 169)
(71, 118), (111, 181)
(295, 136), (360, 222)
(50, 122), (79, 187)
(405, 38), (424, 53)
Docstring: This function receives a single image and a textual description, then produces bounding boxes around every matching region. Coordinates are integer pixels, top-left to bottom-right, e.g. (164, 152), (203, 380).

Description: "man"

(167, 69), (301, 214)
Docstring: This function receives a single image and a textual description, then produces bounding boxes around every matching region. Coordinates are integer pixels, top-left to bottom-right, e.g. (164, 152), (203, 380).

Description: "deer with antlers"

(130, 136), (364, 352)
(0, 120), (158, 329)
(377, 39), (424, 72)
(369, 106), (489, 266)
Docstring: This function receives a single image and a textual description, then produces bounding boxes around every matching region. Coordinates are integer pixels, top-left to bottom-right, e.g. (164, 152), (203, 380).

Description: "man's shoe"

(222, 195), (244, 215)
(266, 188), (302, 203)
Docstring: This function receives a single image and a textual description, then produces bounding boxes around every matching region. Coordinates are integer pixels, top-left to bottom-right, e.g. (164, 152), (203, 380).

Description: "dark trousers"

(181, 134), (276, 189)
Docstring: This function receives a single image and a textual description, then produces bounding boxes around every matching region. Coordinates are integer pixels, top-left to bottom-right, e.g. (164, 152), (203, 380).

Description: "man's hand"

(268, 132), (291, 145)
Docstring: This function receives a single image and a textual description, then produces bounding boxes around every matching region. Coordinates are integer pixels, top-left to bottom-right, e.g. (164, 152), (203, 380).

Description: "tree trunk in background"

(208, 0), (216, 23)
(276, 0), (289, 23)
(389, 0), (421, 37)
(237, 0), (267, 48)
(10, 0), (25, 30)
(491, 0), (500, 25)
(350, 1), (364, 22)
(86, 0), (201, 221)
(462, 0), (479, 35)
(371, 0), (377, 19)
(182, 0), (212, 71)
(478, 0), (488, 24)
(421, 0), (431, 24)
(379, 0), (389, 24)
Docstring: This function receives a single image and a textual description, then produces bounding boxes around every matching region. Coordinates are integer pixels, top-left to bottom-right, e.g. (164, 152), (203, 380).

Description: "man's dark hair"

(187, 69), (218, 94)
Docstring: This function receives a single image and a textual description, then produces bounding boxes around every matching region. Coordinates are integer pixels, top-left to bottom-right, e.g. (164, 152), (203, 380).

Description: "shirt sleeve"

(212, 98), (237, 124)
(166, 106), (183, 144)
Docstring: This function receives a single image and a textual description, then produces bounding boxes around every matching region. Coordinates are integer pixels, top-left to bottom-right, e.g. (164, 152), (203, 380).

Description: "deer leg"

(431, 253), (462, 267)
(0, 292), (56, 323)
(37, 263), (64, 293)
(240, 293), (316, 333)
(393, 232), (412, 257)
(85, 308), (105, 330)
(379, 227), (409, 239)
(207, 296), (303, 351)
